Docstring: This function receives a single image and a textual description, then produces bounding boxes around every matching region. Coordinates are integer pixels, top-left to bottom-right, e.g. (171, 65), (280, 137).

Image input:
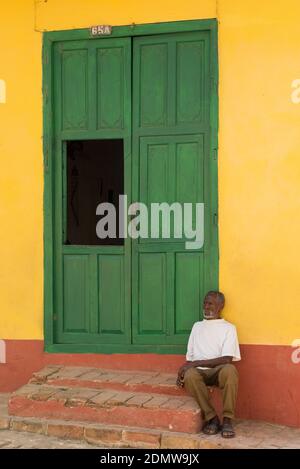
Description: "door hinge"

(212, 148), (217, 160)
(213, 213), (218, 226)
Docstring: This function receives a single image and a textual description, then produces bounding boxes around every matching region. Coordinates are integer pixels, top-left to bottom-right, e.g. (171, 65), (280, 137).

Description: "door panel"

(176, 40), (205, 124)
(175, 252), (203, 334)
(140, 43), (168, 127)
(98, 255), (125, 335)
(63, 255), (90, 333)
(62, 49), (88, 130)
(176, 140), (203, 204)
(139, 135), (204, 242)
(133, 32), (210, 133)
(138, 253), (167, 336)
(97, 46), (125, 130)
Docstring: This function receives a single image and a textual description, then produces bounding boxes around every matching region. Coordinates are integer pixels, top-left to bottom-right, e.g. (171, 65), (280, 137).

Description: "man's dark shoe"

(221, 418), (235, 438)
(202, 416), (221, 435)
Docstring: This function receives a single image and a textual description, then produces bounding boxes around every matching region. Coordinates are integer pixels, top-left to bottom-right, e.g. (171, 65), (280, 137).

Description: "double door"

(51, 30), (217, 350)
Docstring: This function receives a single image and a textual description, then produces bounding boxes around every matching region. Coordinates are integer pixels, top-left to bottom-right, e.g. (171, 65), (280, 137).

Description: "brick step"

(1, 413), (223, 449)
(8, 383), (202, 434)
(30, 365), (185, 396)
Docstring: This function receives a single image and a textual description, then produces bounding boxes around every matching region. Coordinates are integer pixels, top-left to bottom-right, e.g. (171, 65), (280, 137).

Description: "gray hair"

(205, 291), (225, 307)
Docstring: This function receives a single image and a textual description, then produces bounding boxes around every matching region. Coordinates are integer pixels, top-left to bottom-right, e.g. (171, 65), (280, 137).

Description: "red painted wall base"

(0, 340), (299, 427)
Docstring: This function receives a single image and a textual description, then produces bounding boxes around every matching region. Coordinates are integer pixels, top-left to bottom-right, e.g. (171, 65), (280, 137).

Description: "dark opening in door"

(66, 139), (124, 246)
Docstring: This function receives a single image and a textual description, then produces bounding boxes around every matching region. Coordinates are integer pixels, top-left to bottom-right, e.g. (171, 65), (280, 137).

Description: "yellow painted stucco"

(0, 0), (300, 344)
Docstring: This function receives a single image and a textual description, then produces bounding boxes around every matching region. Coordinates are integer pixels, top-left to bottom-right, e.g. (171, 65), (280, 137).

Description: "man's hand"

(176, 362), (193, 388)
(176, 372), (184, 388)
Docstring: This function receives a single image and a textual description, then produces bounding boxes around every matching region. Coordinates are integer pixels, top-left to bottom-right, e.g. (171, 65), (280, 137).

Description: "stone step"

(1, 413), (223, 449)
(8, 383), (202, 434)
(30, 365), (185, 396)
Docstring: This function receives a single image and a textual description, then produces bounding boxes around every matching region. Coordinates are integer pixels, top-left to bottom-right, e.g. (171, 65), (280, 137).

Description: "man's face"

(203, 294), (223, 320)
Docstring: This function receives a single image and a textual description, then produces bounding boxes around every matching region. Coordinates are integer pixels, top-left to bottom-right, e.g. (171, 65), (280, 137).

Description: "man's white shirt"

(186, 319), (241, 369)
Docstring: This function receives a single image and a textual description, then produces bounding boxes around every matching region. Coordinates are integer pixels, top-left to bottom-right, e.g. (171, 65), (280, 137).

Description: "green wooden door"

(52, 37), (132, 344)
(49, 26), (217, 351)
(132, 32), (214, 346)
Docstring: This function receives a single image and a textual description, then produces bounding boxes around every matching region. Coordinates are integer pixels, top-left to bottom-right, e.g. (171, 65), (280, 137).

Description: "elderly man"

(177, 291), (240, 438)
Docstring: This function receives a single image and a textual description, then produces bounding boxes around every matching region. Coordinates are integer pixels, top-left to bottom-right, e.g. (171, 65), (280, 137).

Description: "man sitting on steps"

(177, 291), (241, 438)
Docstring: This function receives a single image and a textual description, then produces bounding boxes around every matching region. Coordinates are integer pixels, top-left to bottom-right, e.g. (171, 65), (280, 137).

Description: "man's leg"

(215, 364), (239, 438)
(184, 367), (219, 431)
(217, 364), (239, 419)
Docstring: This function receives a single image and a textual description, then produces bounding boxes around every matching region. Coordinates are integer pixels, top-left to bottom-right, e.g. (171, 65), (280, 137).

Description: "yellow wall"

(0, 1), (43, 339)
(0, 0), (300, 344)
(218, 0), (300, 344)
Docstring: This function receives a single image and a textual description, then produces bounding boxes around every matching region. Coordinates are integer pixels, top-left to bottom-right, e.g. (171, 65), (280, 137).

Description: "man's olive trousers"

(184, 364), (238, 421)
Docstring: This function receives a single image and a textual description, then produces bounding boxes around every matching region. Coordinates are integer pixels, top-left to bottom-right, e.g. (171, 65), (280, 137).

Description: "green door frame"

(43, 19), (219, 354)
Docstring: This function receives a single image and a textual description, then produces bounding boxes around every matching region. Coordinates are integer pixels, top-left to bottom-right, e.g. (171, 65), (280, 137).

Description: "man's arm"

(176, 356), (233, 387)
(176, 323), (195, 385)
(188, 356), (233, 369)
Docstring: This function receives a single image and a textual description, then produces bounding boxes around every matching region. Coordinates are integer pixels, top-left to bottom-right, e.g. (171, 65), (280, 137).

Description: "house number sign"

(90, 25), (112, 36)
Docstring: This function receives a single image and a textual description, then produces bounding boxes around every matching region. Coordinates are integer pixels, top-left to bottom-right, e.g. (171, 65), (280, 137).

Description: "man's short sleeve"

(221, 326), (241, 361)
(186, 323), (196, 361)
